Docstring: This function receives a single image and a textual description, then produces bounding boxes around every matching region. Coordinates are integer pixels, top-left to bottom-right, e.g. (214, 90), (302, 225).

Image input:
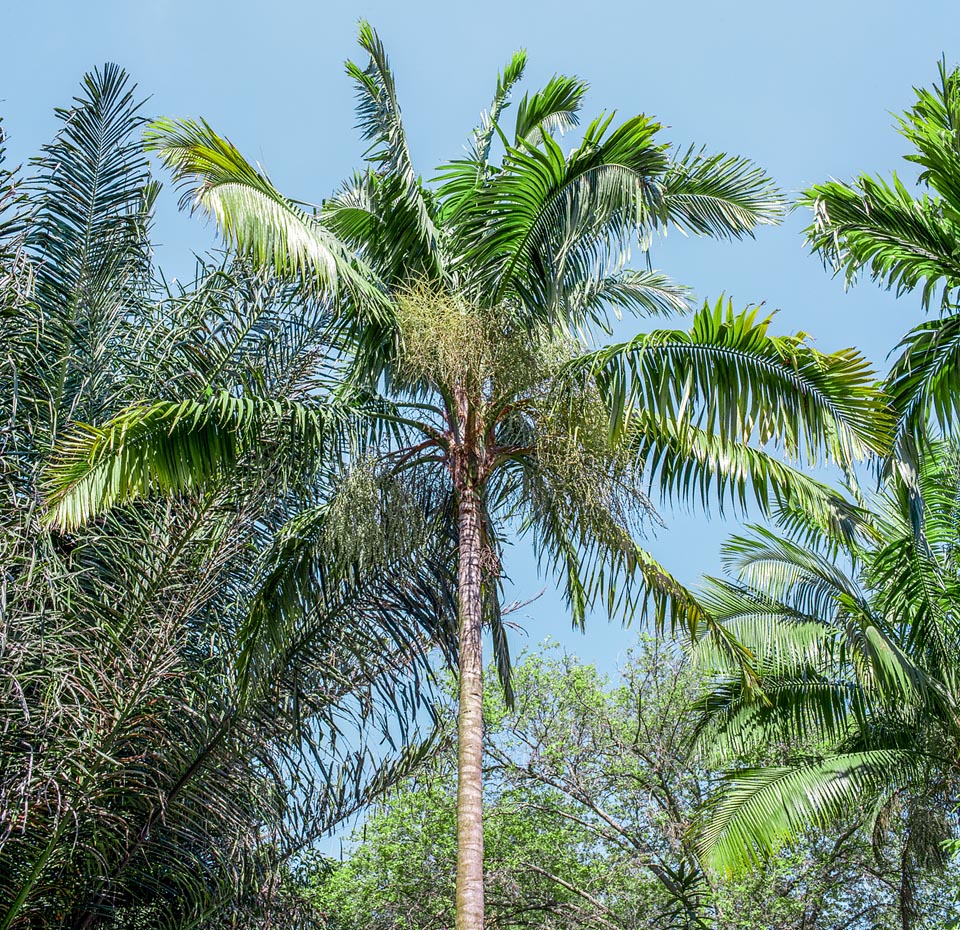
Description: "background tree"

(45, 25), (895, 930)
(309, 643), (954, 929)
(0, 66), (448, 930)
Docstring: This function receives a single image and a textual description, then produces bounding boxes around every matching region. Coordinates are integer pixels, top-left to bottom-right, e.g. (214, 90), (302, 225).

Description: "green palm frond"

(324, 168), (440, 292)
(697, 750), (924, 874)
(719, 525), (868, 618)
(345, 21), (441, 275)
(802, 62), (960, 311)
(238, 470), (458, 693)
(572, 268), (693, 320)
(145, 118), (366, 292)
(630, 412), (862, 521)
(899, 59), (960, 209)
(459, 112), (668, 305)
(27, 62), (154, 429)
(660, 145), (786, 238)
(693, 433), (960, 875)
(886, 314), (960, 443)
(471, 49), (527, 164)
(694, 594), (837, 673)
(513, 74), (588, 144)
(804, 173), (960, 310)
(43, 392), (364, 530)
(431, 52), (530, 227)
(575, 297), (892, 461)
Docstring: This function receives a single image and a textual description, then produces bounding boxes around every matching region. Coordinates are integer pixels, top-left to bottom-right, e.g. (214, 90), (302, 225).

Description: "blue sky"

(2, 0), (957, 668)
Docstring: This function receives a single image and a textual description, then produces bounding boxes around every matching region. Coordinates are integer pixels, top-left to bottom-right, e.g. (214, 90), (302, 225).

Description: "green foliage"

(692, 439), (960, 920)
(0, 65), (445, 930)
(36, 26), (895, 930)
(803, 60), (960, 448)
(309, 644), (958, 929)
(58, 23), (891, 648)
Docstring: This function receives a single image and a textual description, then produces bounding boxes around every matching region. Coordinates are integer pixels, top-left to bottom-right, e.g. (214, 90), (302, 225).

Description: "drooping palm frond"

(629, 412), (863, 524)
(573, 297), (892, 461)
(886, 313), (960, 445)
(237, 466), (458, 693)
(462, 112), (670, 307)
(697, 750), (925, 874)
(567, 268), (693, 323)
(43, 391), (368, 530)
(804, 173), (960, 310)
(659, 145), (785, 238)
(693, 439), (960, 875)
(803, 61), (960, 312)
(145, 118), (372, 297)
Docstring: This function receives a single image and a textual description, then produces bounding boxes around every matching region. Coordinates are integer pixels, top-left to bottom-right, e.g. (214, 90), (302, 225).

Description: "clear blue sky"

(3, 0), (957, 668)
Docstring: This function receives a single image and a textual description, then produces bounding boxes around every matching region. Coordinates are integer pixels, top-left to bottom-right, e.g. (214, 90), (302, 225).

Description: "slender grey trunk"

(455, 485), (485, 930)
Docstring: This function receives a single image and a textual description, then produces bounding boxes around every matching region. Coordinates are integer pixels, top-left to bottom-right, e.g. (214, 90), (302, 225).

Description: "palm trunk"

(455, 485), (485, 930)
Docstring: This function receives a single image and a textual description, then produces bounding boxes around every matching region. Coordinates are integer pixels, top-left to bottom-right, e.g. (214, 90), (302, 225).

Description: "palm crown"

(45, 24), (894, 930)
(803, 60), (960, 450)
(693, 440), (960, 929)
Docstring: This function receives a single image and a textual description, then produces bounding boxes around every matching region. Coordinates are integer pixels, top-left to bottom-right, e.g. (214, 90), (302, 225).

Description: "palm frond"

(513, 74), (588, 144)
(629, 412), (863, 523)
(573, 297), (892, 462)
(345, 21), (441, 276)
(803, 60), (960, 312)
(803, 173), (960, 311)
(145, 118), (365, 292)
(43, 392), (364, 529)
(697, 750), (924, 874)
(27, 62), (154, 428)
(458, 112), (668, 308)
(471, 49), (528, 164)
(660, 145), (785, 238)
(886, 314), (960, 444)
(718, 525), (868, 619)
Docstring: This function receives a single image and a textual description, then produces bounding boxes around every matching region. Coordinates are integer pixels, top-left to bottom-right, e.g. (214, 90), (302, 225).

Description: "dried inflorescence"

(322, 458), (430, 571)
(532, 378), (655, 546)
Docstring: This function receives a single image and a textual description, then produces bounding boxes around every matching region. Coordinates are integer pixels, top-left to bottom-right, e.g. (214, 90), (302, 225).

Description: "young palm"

(693, 442), (960, 925)
(46, 25), (892, 930)
(1, 66), (449, 928)
(803, 60), (960, 450)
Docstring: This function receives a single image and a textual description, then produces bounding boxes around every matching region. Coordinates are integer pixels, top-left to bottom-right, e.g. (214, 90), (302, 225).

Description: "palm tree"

(1, 65), (448, 930)
(802, 59), (960, 448)
(692, 442), (960, 927)
(45, 26), (893, 930)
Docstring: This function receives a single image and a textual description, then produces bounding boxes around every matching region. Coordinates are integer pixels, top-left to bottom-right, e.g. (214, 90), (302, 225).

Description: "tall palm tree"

(692, 442), (960, 927)
(45, 26), (893, 930)
(802, 59), (960, 448)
